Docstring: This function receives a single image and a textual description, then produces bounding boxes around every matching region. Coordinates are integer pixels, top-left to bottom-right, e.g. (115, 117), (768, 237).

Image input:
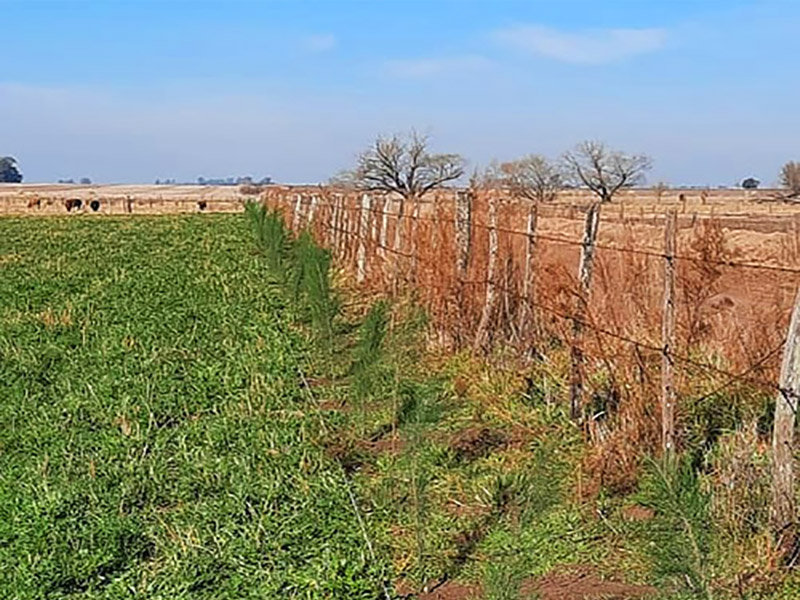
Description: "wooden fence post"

(474, 191), (498, 351)
(410, 199), (422, 281)
(570, 201), (602, 422)
(519, 199), (539, 336)
(332, 194), (342, 252)
(391, 197), (408, 291)
(357, 193), (372, 283)
(328, 193), (339, 248)
(379, 197), (389, 257)
(662, 210), (677, 455)
(455, 190), (472, 277)
(292, 193), (302, 231)
(307, 194), (318, 228)
(771, 285), (800, 555)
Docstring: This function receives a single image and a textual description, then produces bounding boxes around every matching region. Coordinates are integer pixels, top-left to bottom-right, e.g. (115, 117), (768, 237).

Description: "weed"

(637, 456), (714, 599)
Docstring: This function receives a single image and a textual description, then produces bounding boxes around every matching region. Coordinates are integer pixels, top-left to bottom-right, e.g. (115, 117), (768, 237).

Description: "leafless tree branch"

(562, 141), (652, 203)
(341, 131), (465, 201)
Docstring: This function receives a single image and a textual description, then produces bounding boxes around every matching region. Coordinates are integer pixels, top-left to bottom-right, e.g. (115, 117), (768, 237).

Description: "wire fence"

(261, 187), (800, 440)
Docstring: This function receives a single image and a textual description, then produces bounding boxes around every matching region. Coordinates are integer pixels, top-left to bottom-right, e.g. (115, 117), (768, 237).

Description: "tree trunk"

(570, 200), (602, 422)
(771, 285), (800, 556)
(662, 210), (677, 455)
(474, 192), (498, 351)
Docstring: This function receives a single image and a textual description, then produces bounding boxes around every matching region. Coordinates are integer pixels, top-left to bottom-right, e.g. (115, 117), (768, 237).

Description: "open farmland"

(0, 215), (387, 598)
(3, 196), (800, 600)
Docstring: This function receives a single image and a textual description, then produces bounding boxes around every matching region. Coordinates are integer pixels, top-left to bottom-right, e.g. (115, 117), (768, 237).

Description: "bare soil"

(522, 565), (657, 600)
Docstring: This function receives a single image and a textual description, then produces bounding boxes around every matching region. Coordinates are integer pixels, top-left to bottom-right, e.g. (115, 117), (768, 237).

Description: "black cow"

(65, 199), (82, 212)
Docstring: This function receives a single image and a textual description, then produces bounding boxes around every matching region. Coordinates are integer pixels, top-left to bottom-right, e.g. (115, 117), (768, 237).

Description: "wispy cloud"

(301, 33), (337, 53)
(384, 55), (493, 78)
(492, 24), (667, 65)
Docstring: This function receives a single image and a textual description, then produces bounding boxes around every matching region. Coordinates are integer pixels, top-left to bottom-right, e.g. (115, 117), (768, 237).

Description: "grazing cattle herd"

(14, 197), (219, 213)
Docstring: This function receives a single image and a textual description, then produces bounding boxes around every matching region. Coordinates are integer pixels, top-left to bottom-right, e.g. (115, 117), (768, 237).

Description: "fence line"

(263, 190), (797, 403)
(279, 192), (800, 275)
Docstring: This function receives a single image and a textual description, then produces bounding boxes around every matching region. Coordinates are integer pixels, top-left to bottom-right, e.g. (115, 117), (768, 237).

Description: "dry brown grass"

(258, 185), (800, 494)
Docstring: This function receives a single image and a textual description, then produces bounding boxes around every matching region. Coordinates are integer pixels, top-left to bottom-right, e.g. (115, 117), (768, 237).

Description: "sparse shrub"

(638, 456), (714, 599)
(680, 387), (772, 469)
(351, 300), (390, 398)
(780, 161), (800, 196)
(245, 201), (290, 274)
(291, 230), (337, 350)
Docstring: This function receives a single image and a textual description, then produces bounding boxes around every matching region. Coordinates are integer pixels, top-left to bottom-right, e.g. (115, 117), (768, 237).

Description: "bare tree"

(502, 155), (561, 205)
(780, 161), (800, 196)
(348, 131), (464, 199)
(500, 155), (562, 339)
(562, 141), (651, 203)
(561, 141), (652, 421)
(342, 131), (465, 258)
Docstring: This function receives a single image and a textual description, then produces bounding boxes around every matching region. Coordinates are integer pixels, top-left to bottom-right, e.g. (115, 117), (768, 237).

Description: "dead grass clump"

(582, 392), (659, 498)
(708, 424), (770, 541)
(449, 426), (508, 463)
(38, 307), (73, 328)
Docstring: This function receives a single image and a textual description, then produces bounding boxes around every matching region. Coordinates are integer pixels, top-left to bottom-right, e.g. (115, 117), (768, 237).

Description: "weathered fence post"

(292, 193), (302, 231)
(328, 193), (338, 248)
(379, 197), (390, 257)
(661, 210), (677, 455)
(570, 201), (602, 422)
(409, 199), (422, 281)
(519, 200), (539, 335)
(455, 190), (472, 277)
(332, 194), (343, 252)
(357, 193), (372, 283)
(771, 285), (800, 555)
(307, 194), (318, 228)
(391, 197), (408, 291)
(793, 214), (800, 260)
(474, 191), (498, 351)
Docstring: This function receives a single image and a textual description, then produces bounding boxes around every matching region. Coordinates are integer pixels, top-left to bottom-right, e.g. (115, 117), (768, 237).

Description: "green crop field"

(0, 216), (386, 599)
(5, 212), (800, 600)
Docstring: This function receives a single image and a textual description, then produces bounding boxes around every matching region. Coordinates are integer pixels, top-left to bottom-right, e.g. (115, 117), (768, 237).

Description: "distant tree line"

(1, 151), (799, 195)
(153, 176), (272, 186)
(197, 176), (273, 186)
(57, 177), (92, 185)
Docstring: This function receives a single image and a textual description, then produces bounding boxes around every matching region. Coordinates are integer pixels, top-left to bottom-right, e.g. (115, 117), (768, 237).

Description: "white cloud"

(384, 55), (493, 78)
(301, 33), (337, 53)
(492, 24), (667, 64)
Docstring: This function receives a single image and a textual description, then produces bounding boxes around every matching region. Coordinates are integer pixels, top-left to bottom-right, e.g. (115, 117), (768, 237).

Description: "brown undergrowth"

(258, 191), (800, 598)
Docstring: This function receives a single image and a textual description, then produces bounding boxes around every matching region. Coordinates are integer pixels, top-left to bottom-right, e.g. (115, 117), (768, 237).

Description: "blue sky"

(3, 0), (799, 185)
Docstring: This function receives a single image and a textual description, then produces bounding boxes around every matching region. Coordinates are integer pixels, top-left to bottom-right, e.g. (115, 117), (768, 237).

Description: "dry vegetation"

(3, 175), (800, 598)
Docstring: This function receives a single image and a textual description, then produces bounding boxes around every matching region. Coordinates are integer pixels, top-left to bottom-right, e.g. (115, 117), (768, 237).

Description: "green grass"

(0, 215), (386, 599)
(3, 211), (796, 600)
